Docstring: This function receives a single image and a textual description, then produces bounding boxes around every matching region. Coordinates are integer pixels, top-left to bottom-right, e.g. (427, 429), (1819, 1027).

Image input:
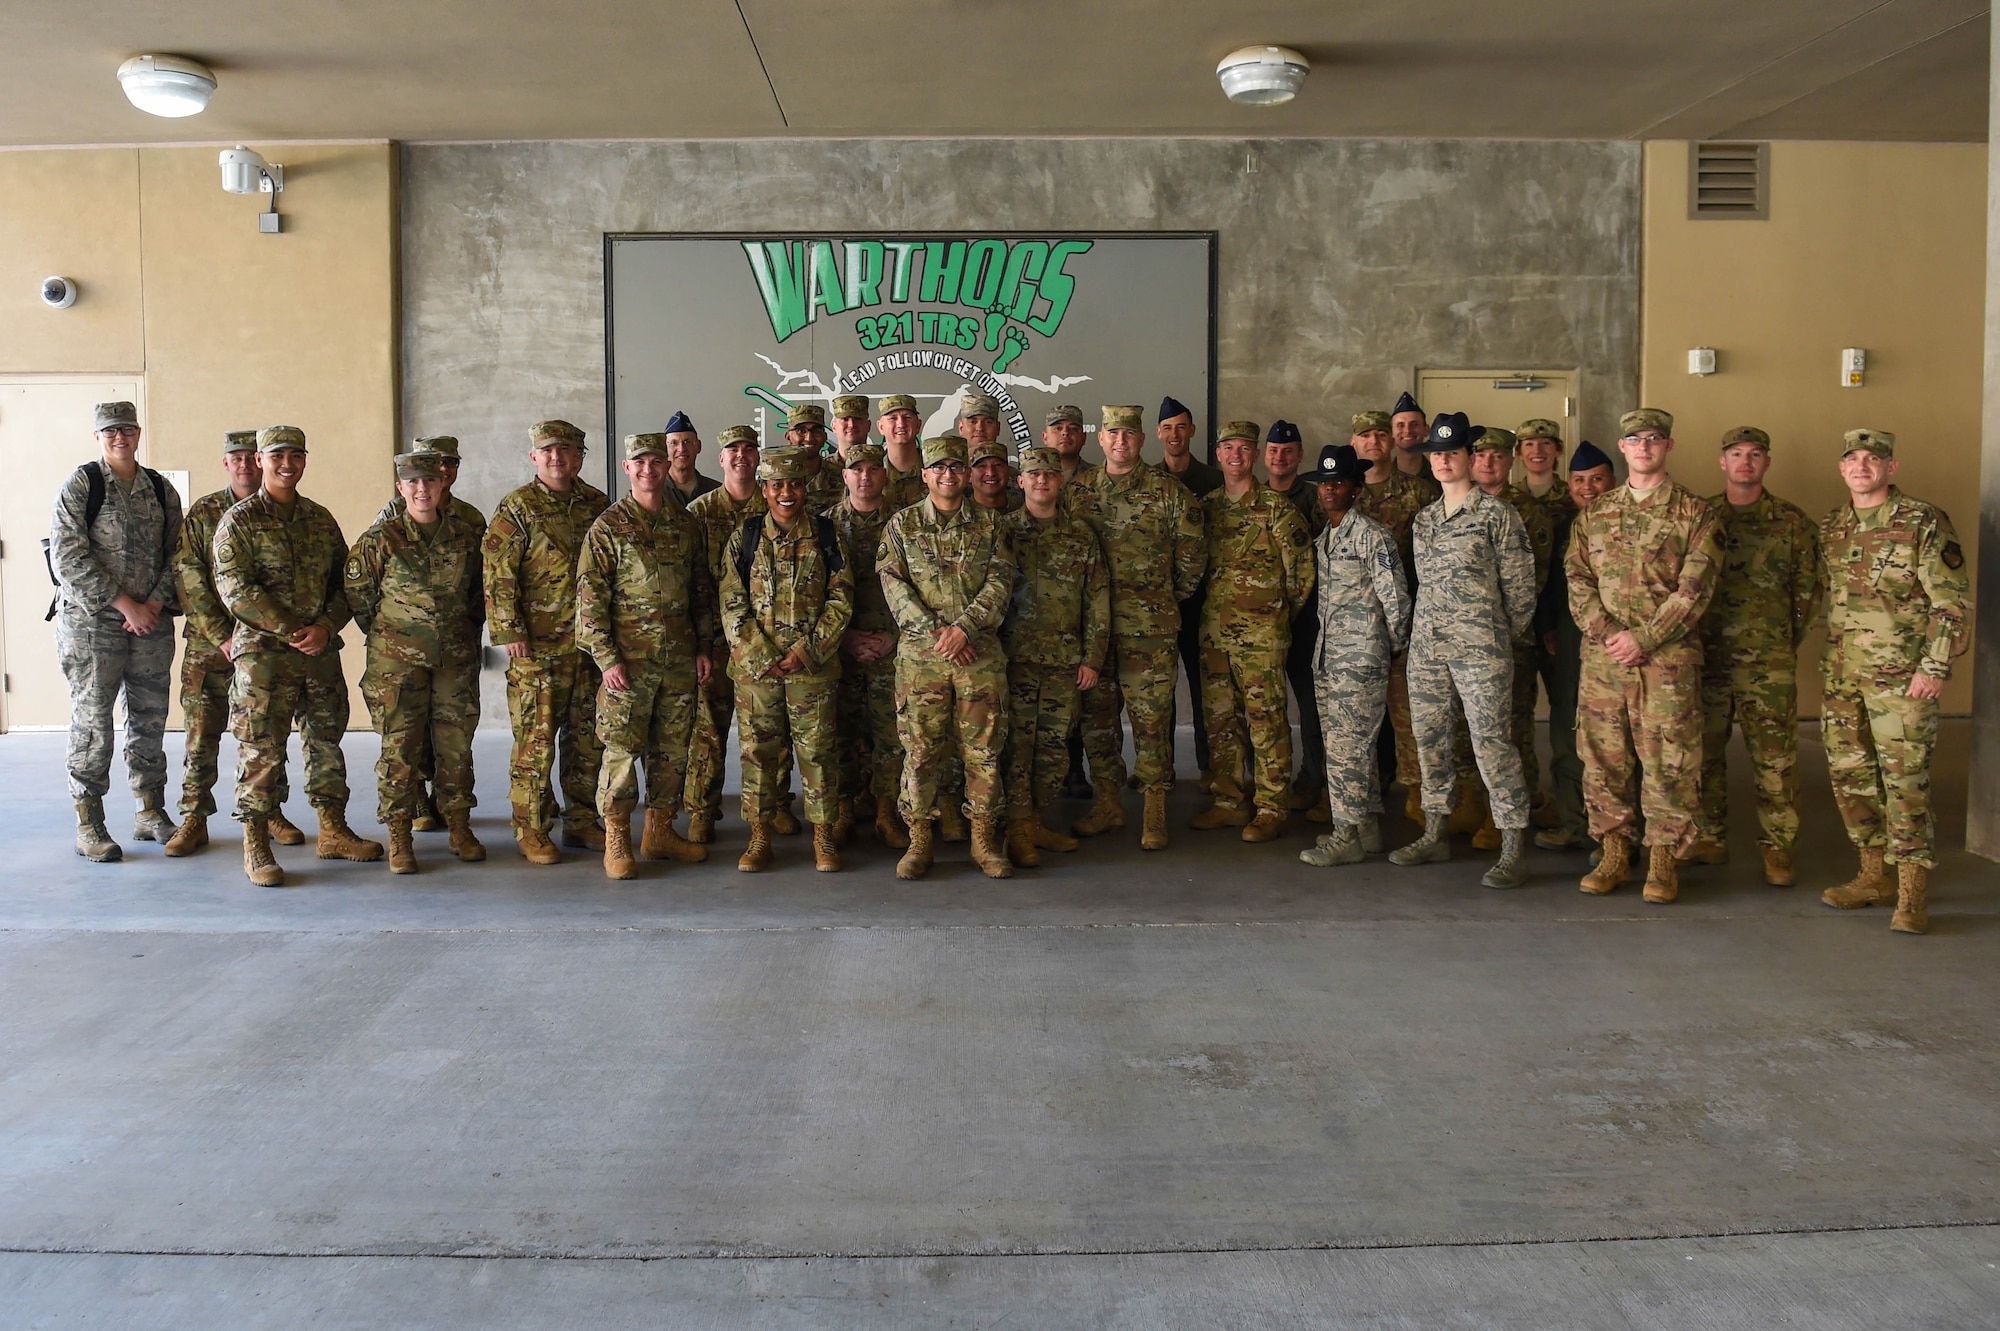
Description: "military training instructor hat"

(1842, 427), (1895, 459)
(757, 445), (814, 481)
(223, 429), (259, 454)
(258, 425), (307, 453)
(623, 432), (670, 460)
(1417, 412), (1472, 452)
(1306, 443), (1367, 486)
(1721, 425), (1771, 451)
(922, 435), (970, 468)
(95, 401), (140, 430)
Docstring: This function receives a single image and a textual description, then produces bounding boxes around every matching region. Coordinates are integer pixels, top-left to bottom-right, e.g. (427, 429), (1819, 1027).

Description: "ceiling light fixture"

(1216, 45), (1309, 106)
(117, 54), (217, 118)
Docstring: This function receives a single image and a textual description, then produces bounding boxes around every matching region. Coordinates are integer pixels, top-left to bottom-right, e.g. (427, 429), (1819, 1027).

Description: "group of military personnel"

(49, 389), (1967, 931)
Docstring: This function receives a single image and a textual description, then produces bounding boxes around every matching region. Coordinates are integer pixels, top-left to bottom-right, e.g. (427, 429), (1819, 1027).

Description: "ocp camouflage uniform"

(346, 501), (486, 822)
(686, 483), (768, 820)
(830, 494), (901, 810)
(720, 510), (853, 825)
(1312, 511), (1412, 823)
(50, 460), (182, 807)
(1536, 493), (1589, 842)
(1001, 502), (1110, 815)
(806, 451), (847, 514)
(1820, 488), (1968, 869)
(1407, 490), (1537, 826)
(1499, 482), (1556, 801)
(483, 473), (611, 835)
(1200, 483), (1316, 815)
(172, 484), (248, 818)
(576, 494), (716, 818)
(1065, 465), (1206, 791)
(1357, 467), (1432, 793)
(1566, 481), (1724, 854)
(878, 497), (1016, 823)
(213, 490), (353, 819)
(1698, 490), (1821, 852)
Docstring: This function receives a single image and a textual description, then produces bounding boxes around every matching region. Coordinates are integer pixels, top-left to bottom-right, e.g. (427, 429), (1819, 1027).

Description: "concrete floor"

(1, 723), (1995, 1327)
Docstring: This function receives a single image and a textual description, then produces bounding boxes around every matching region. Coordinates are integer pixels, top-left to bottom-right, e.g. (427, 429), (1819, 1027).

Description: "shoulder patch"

(1942, 540), (1965, 570)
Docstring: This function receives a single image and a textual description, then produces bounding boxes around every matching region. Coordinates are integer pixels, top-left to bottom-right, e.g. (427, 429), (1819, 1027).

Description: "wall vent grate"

(1689, 142), (1768, 220)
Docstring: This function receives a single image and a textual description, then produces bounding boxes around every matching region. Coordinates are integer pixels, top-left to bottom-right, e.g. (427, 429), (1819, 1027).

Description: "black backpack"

(731, 512), (845, 593)
(43, 461), (174, 620)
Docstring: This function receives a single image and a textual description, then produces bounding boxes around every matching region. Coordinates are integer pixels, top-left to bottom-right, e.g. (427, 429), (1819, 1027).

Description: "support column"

(1970, 13), (2000, 859)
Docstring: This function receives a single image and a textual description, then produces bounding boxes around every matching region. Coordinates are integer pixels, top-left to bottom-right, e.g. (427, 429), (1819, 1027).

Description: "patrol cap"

(922, 435), (969, 468)
(717, 424), (760, 450)
(1618, 408), (1674, 438)
(878, 394), (919, 415)
(1391, 391), (1423, 419)
(1045, 404), (1084, 428)
(663, 410), (695, 435)
(1471, 426), (1517, 453)
(410, 434), (461, 458)
(1159, 394), (1193, 424)
(1570, 440), (1613, 473)
(1351, 410), (1391, 436)
(531, 419), (586, 449)
(959, 392), (1000, 420)
(969, 438), (1011, 465)
(223, 430), (259, 454)
(1265, 420), (1303, 447)
(1017, 445), (1062, 475)
(1416, 412), (1472, 453)
(843, 442), (887, 470)
(785, 403), (826, 430)
(258, 425), (307, 453)
(1842, 428), (1895, 459)
(1217, 420), (1262, 444)
(757, 445), (814, 481)
(1516, 418), (1564, 444)
(1721, 425), (1771, 451)
(1306, 443), (1367, 486)
(395, 452), (446, 481)
(831, 395), (871, 420)
(95, 401), (139, 430)
(623, 432), (670, 460)
(1101, 405), (1143, 432)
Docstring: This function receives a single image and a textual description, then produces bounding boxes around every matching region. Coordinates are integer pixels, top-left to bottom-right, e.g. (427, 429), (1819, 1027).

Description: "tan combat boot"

(267, 807), (307, 846)
(1530, 796), (1561, 830)
(562, 819), (606, 851)
(1580, 831), (1630, 895)
(315, 804), (385, 862)
(738, 817), (774, 872)
(875, 804), (910, 849)
(831, 797), (856, 849)
(133, 794), (175, 843)
(74, 799), (123, 862)
(641, 808), (709, 863)
(1403, 785), (1424, 822)
(446, 809), (486, 862)
(1140, 788), (1169, 851)
(1448, 783), (1488, 839)
(1006, 816), (1041, 868)
(1678, 838), (1728, 866)
(1070, 780), (1125, 837)
(1305, 791), (1332, 825)
(1030, 811), (1079, 852)
(1389, 813), (1450, 866)
(1821, 847), (1891, 909)
(1242, 809), (1286, 843)
(896, 817), (935, 880)
(241, 817), (284, 887)
(938, 802), (970, 844)
(1472, 810), (1502, 852)
(513, 803), (561, 865)
(163, 813), (209, 858)
(1642, 842), (1679, 904)
(688, 808), (717, 844)
(387, 817), (418, 874)
(772, 802), (803, 836)
(411, 784), (443, 833)
(971, 817), (1015, 879)
(602, 805), (638, 880)
(1891, 862), (1929, 934)
(1190, 801), (1253, 831)
(812, 822), (842, 873)
(1761, 847), (1795, 887)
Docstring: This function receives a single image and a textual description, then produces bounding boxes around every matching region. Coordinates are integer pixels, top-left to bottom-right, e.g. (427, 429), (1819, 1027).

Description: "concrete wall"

(1640, 139), (1988, 720)
(402, 139), (1644, 520)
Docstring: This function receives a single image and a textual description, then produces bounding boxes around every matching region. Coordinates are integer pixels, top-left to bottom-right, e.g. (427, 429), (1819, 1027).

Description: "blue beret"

(1392, 391), (1423, 417)
(664, 410), (694, 435)
(1158, 395), (1193, 424)
(1570, 440), (1612, 473)
(1416, 411), (1473, 452)
(1265, 420), (1302, 446)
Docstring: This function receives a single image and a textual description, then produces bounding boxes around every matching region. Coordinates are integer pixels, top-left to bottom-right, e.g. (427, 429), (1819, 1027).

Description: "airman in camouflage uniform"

(877, 435), (1018, 879)
(1470, 427), (1556, 845)
(1691, 426), (1822, 884)
(830, 443), (910, 849)
(1352, 408), (1433, 819)
(1817, 429), (1968, 934)
(484, 420), (612, 862)
(875, 394), (930, 509)
(214, 426), (383, 885)
(780, 403), (844, 514)
(1000, 445), (1110, 866)
(1299, 445), (1411, 867)
(49, 401), (183, 861)
(721, 446), (854, 873)
(663, 410), (721, 510)
(1517, 417), (1579, 833)
(1190, 421), (1316, 842)
(1389, 413), (1538, 889)
(164, 430), (269, 857)
(1389, 391), (1439, 488)
(1534, 441), (1618, 852)
(346, 452), (488, 872)
(1153, 396), (1223, 786)
(1064, 405), (1207, 850)
(1566, 408), (1724, 904)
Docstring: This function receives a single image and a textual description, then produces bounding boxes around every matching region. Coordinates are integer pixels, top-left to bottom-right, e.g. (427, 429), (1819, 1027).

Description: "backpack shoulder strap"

(732, 514), (765, 590)
(141, 466), (172, 561)
(813, 514), (845, 575)
(82, 461), (107, 531)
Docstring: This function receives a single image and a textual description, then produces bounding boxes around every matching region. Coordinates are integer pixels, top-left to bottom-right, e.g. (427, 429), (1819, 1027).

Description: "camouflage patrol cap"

(1045, 404), (1084, 428)
(843, 442), (887, 470)
(1516, 418), (1564, 444)
(1720, 425), (1771, 451)
(1217, 421), (1262, 444)
(785, 403), (826, 429)
(410, 434), (461, 458)
(1350, 410), (1392, 436)
(1842, 427), (1895, 459)
(757, 446), (814, 481)
(832, 394), (871, 420)
(1101, 405), (1143, 432)
(922, 435), (969, 468)
(717, 424), (760, 450)
(1471, 427), (1518, 453)
(395, 452), (446, 481)
(878, 394), (919, 415)
(623, 432), (670, 460)
(257, 425), (307, 453)
(969, 438), (1011, 465)
(959, 393), (999, 420)
(94, 401), (139, 430)
(531, 419), (586, 449)
(223, 430), (259, 454)
(1017, 445), (1062, 475)
(1618, 408), (1674, 438)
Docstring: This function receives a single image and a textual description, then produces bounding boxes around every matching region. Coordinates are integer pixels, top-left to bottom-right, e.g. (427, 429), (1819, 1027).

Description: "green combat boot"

(1481, 829), (1530, 890)
(1389, 813), (1450, 866)
(1300, 824), (1364, 868)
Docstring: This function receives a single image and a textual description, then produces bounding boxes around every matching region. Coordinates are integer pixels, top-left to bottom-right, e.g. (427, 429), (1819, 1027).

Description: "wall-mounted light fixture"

(117, 54), (216, 117)
(220, 147), (285, 233)
(1217, 46), (1310, 105)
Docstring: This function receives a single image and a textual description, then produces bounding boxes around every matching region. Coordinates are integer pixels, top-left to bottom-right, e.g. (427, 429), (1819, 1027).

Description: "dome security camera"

(41, 276), (78, 309)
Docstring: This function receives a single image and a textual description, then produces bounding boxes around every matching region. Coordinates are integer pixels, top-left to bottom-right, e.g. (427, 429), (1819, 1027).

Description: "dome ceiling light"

(1216, 45), (1310, 106)
(117, 54), (217, 118)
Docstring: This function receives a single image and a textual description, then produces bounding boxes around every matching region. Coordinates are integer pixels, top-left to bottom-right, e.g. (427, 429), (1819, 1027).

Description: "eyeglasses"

(99, 425), (141, 438)
(1621, 432), (1667, 444)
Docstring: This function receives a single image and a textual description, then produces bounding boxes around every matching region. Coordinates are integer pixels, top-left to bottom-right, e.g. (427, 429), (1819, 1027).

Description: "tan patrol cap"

(922, 435), (969, 467)
(1842, 428), (1894, 459)
(1516, 418), (1563, 444)
(258, 425), (307, 453)
(757, 446), (814, 481)
(410, 434), (461, 458)
(1618, 408), (1674, 438)
(844, 443), (887, 469)
(1471, 427), (1518, 453)
(717, 424), (760, 449)
(1720, 426), (1770, 451)
(1217, 420), (1262, 444)
(959, 393), (1000, 420)
(1351, 410), (1391, 435)
(395, 452), (446, 480)
(223, 430), (259, 454)
(531, 420), (586, 448)
(95, 401), (139, 430)
(1101, 405), (1143, 432)
(1017, 445), (1062, 475)
(878, 394), (919, 415)
(1045, 405), (1084, 427)
(785, 403), (826, 429)
(831, 395), (871, 419)
(970, 438), (1010, 465)
(623, 432), (669, 460)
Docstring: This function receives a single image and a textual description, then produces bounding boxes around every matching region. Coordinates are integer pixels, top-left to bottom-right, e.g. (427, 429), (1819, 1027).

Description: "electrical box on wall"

(1688, 347), (1716, 376)
(1841, 348), (1865, 387)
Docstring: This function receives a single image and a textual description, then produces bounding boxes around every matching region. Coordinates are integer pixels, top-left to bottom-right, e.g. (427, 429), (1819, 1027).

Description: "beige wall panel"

(0, 149), (145, 374)
(1641, 140), (1986, 716)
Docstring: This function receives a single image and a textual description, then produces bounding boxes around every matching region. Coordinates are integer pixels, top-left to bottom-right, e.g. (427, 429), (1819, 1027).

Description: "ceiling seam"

(734, 0), (789, 130)
(1704, 11), (1989, 138)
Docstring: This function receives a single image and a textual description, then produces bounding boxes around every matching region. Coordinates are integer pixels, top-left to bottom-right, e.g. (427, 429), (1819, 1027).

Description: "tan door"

(1414, 369), (1576, 477)
(0, 376), (147, 731)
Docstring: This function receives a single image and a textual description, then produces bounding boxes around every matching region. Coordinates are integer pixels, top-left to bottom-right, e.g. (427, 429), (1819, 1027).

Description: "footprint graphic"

(993, 325), (1030, 374)
(983, 309), (1008, 353)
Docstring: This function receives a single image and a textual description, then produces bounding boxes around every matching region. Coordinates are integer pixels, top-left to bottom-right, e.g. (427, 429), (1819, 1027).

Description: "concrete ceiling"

(3, 0), (1988, 146)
